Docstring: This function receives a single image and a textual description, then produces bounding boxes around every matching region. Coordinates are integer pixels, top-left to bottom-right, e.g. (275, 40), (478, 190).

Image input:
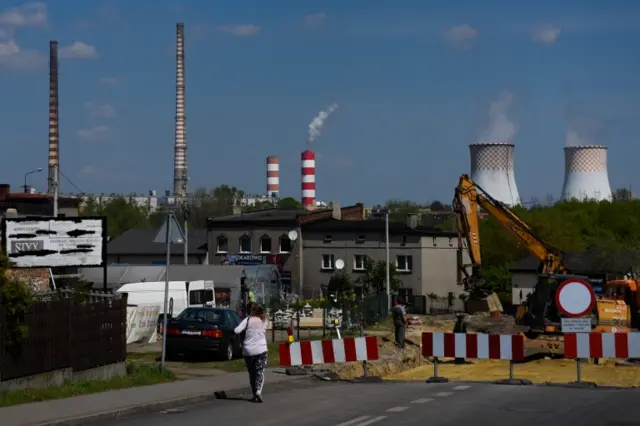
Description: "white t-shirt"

(234, 316), (268, 356)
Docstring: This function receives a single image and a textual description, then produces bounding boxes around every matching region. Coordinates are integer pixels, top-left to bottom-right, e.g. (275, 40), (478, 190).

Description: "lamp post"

(372, 206), (391, 312)
(23, 168), (42, 193)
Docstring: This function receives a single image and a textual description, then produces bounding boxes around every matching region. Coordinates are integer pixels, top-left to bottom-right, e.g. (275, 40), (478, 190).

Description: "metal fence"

(0, 290), (127, 381)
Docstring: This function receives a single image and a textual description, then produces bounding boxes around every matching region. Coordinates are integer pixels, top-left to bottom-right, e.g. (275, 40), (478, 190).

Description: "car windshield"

(177, 308), (225, 324)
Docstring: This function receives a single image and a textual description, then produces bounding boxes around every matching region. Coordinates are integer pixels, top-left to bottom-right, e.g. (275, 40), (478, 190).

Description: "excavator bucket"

(464, 292), (503, 316)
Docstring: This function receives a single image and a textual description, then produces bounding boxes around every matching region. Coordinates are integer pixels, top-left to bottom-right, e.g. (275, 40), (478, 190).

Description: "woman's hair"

(250, 303), (266, 321)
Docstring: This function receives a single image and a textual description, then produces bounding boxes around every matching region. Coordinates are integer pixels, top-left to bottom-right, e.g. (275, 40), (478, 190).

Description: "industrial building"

(561, 145), (613, 201)
(469, 142), (521, 206)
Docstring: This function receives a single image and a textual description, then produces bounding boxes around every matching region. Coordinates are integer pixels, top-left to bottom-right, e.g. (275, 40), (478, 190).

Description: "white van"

(117, 280), (215, 318)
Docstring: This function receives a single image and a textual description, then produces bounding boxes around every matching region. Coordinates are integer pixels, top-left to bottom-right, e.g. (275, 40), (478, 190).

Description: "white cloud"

(216, 24), (260, 37)
(60, 41), (98, 59)
(100, 77), (120, 87)
(304, 13), (326, 28)
(85, 102), (116, 119)
(0, 2), (47, 27)
(0, 38), (46, 70)
(532, 25), (561, 45)
(77, 125), (109, 141)
(443, 24), (477, 50)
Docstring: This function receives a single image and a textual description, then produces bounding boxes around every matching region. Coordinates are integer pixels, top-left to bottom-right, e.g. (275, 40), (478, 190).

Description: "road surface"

(97, 379), (640, 426)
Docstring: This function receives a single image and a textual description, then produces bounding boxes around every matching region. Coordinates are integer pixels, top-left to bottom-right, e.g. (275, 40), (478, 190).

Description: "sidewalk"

(2, 369), (301, 426)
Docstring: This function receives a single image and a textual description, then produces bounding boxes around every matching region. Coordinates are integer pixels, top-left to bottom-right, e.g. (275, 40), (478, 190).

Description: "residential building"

(301, 216), (463, 298)
(107, 228), (208, 265)
(81, 191), (159, 212)
(0, 184), (80, 217)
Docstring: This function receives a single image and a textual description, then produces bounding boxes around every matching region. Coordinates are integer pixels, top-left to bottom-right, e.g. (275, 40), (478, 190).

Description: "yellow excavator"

(454, 174), (633, 338)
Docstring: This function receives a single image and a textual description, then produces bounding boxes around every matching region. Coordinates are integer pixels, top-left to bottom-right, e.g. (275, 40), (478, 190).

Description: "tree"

(327, 270), (354, 300)
(384, 200), (422, 223)
(278, 197), (302, 210)
(81, 197), (151, 238)
(355, 256), (403, 295)
(613, 188), (633, 201)
(187, 185), (245, 227)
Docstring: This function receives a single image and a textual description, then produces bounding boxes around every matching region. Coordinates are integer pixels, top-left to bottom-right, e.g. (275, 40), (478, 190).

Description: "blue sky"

(0, 0), (638, 205)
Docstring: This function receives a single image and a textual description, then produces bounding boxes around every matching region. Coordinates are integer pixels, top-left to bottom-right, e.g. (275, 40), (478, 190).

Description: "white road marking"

(355, 416), (387, 426)
(452, 385), (471, 390)
(434, 391), (453, 397)
(386, 406), (409, 412)
(335, 416), (372, 426)
(411, 398), (433, 404)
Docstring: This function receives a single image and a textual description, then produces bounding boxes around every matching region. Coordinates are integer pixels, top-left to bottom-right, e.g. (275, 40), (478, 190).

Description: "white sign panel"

(561, 317), (592, 333)
(3, 217), (105, 268)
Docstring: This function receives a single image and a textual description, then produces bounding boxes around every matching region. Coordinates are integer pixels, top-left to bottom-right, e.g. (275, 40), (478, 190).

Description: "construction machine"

(454, 174), (633, 338)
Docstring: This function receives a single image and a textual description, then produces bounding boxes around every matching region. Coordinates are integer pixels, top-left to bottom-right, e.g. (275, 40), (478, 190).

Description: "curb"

(29, 376), (310, 426)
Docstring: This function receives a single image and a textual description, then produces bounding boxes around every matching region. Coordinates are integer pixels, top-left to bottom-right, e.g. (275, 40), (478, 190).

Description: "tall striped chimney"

(48, 40), (59, 193)
(301, 150), (316, 209)
(266, 156), (279, 198)
(173, 23), (187, 198)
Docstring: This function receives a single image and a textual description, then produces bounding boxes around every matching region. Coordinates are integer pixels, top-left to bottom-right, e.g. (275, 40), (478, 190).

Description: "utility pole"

(183, 199), (190, 265)
(385, 211), (390, 312)
(52, 164), (59, 217)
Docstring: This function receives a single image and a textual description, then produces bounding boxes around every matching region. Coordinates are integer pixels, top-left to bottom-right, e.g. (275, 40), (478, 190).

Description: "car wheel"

(218, 342), (233, 361)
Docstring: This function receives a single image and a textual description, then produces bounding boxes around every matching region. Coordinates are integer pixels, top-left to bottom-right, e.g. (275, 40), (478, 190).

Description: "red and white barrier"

(279, 336), (379, 367)
(422, 332), (525, 361)
(564, 332), (640, 359)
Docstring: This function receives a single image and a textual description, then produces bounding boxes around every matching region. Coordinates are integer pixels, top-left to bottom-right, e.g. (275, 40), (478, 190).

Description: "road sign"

(555, 278), (596, 318)
(153, 214), (185, 244)
(561, 317), (592, 333)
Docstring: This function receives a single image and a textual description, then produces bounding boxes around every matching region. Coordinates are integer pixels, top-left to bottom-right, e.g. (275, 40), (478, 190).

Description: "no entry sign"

(555, 278), (596, 318)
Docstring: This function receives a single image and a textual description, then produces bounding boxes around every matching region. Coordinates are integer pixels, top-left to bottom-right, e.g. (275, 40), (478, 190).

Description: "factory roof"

(108, 228), (208, 255)
(302, 218), (457, 237)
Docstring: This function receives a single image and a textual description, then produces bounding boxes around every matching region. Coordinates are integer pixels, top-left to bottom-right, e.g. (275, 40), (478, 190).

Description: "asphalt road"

(97, 379), (640, 426)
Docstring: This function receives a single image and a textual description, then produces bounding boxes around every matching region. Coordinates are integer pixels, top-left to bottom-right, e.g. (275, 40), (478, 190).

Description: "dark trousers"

(244, 352), (268, 396)
(395, 325), (405, 349)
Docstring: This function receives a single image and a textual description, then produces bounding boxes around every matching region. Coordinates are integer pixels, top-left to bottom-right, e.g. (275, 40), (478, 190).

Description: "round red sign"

(554, 278), (596, 318)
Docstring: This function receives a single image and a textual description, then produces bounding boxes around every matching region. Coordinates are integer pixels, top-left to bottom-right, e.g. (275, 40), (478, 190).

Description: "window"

(260, 235), (272, 253)
(239, 235), (252, 253)
(356, 235), (366, 243)
(400, 235), (407, 245)
(216, 235), (228, 253)
(178, 307), (222, 324)
(396, 255), (413, 272)
(324, 234), (332, 243)
(279, 235), (292, 253)
(321, 254), (335, 270)
(188, 290), (214, 306)
(353, 255), (366, 271)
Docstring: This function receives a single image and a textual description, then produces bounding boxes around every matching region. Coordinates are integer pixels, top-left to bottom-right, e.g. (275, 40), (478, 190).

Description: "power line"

(58, 168), (84, 194)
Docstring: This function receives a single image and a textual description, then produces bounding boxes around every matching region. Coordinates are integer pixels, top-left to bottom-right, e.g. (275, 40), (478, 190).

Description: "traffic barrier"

(279, 336), (379, 367)
(421, 332), (529, 385)
(564, 332), (640, 386)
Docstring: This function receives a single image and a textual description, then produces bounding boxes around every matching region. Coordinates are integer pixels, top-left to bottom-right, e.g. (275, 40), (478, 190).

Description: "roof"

(302, 218), (456, 236)
(79, 264), (277, 288)
(108, 228), (208, 255)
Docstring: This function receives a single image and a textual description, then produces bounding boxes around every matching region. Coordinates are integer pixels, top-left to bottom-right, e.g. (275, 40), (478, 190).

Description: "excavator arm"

(454, 174), (568, 296)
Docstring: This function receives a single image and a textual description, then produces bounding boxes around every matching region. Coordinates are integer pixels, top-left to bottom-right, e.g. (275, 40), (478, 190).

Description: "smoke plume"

(308, 103), (339, 146)
(479, 91), (517, 141)
(564, 100), (609, 146)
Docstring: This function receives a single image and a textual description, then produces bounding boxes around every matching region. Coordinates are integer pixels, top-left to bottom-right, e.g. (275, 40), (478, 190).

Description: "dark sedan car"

(165, 307), (244, 361)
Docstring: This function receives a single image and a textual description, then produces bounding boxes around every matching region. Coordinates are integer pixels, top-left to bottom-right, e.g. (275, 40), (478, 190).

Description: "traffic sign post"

(555, 278), (596, 385)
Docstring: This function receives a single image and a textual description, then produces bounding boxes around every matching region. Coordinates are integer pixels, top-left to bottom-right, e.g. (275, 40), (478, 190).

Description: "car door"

(226, 311), (243, 352)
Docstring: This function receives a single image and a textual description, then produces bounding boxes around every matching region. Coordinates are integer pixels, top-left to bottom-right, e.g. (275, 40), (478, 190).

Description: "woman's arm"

(234, 317), (249, 335)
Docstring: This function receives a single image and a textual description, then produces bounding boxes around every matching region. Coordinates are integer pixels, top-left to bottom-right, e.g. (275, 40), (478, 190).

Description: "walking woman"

(234, 303), (268, 402)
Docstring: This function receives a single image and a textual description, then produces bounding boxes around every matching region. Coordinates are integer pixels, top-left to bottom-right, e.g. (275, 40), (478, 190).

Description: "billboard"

(1, 217), (107, 268)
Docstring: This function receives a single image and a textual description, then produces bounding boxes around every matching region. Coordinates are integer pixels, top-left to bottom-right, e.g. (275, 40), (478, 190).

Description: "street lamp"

(23, 168), (43, 193)
(372, 206), (391, 312)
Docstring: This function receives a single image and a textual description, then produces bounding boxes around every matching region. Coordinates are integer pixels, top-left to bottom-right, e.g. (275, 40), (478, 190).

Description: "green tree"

(355, 256), (403, 295)
(278, 197), (302, 210)
(384, 200), (422, 223)
(187, 185), (246, 227)
(327, 270), (354, 300)
(81, 197), (151, 238)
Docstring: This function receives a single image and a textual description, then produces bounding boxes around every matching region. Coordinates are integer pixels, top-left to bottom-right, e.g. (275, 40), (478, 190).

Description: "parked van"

(117, 280), (215, 318)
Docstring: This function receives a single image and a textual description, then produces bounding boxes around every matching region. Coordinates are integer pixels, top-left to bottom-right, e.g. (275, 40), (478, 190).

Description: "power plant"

(301, 151), (316, 209)
(266, 156), (279, 198)
(47, 41), (59, 193)
(561, 145), (612, 201)
(469, 142), (521, 206)
(173, 23), (188, 198)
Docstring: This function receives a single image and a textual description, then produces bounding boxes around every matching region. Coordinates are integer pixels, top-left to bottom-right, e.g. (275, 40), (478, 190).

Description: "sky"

(0, 0), (639, 206)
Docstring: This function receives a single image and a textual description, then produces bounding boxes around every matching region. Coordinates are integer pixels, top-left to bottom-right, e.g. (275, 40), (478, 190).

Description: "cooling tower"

(266, 156), (280, 198)
(301, 150), (316, 209)
(48, 40), (59, 193)
(561, 145), (612, 201)
(469, 142), (521, 206)
(173, 23), (188, 197)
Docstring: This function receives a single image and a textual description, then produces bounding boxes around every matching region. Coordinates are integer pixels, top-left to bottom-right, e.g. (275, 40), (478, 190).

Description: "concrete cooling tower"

(469, 142), (521, 206)
(561, 145), (612, 201)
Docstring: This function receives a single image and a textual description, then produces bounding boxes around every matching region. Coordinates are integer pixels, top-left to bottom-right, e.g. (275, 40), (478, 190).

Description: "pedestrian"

(234, 303), (268, 403)
(391, 298), (408, 349)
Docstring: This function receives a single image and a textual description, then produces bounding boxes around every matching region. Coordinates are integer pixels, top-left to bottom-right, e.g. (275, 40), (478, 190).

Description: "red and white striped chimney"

(301, 150), (316, 209)
(266, 156), (279, 198)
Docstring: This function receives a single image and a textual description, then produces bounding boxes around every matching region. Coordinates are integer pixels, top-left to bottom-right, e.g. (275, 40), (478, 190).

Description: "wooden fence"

(0, 290), (127, 381)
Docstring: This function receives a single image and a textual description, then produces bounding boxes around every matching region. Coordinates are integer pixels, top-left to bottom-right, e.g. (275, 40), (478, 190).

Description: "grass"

(0, 363), (176, 407)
